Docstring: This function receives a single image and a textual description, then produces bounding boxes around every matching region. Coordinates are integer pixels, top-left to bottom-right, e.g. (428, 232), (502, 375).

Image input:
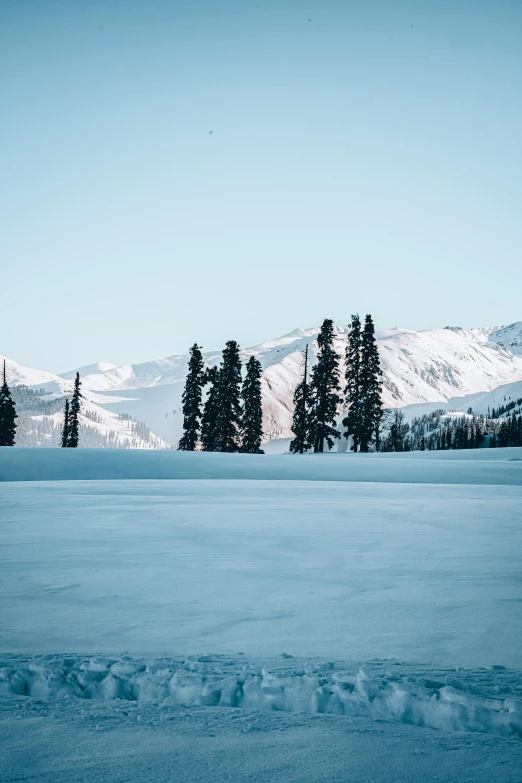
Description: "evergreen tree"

(215, 341), (242, 452)
(308, 319), (342, 452)
(240, 355), (264, 454)
(0, 360), (17, 446)
(178, 344), (206, 451)
(289, 345), (310, 454)
(359, 314), (383, 452)
(61, 398), (70, 447)
(343, 314), (363, 451)
(201, 366), (221, 452)
(66, 373), (82, 448)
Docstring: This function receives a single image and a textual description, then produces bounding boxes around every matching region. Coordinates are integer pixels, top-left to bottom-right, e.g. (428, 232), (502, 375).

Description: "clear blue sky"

(1, 0), (521, 372)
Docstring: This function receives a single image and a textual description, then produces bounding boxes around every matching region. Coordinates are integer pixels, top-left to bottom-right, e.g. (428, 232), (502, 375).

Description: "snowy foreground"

(1, 449), (521, 781)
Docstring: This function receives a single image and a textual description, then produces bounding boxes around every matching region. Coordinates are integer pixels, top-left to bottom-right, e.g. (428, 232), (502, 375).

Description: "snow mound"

(1, 655), (521, 739)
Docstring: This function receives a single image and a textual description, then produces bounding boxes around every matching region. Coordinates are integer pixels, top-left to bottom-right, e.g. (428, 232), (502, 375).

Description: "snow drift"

(1, 655), (521, 739)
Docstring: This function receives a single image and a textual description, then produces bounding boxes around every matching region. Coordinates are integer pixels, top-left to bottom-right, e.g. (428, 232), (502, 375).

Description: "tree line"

(3, 328), (522, 454)
(383, 408), (522, 452)
(289, 315), (383, 453)
(178, 341), (263, 453)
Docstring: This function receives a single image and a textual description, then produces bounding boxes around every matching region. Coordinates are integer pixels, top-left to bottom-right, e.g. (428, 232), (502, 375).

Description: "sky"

(1, 0), (521, 373)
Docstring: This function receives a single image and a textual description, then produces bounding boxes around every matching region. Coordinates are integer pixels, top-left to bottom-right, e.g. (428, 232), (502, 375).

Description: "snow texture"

(1, 444), (522, 484)
(1, 654), (521, 738)
(1, 448), (521, 781)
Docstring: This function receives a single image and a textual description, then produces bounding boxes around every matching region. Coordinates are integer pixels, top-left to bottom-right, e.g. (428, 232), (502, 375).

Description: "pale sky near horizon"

(1, 0), (521, 373)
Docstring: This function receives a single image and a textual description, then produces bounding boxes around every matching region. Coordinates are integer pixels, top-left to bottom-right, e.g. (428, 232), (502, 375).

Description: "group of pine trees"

(290, 315), (383, 453)
(178, 341), (264, 453)
(60, 373), (82, 448)
(398, 408), (522, 452)
(3, 329), (522, 455)
(489, 398), (522, 419)
(492, 412), (522, 448)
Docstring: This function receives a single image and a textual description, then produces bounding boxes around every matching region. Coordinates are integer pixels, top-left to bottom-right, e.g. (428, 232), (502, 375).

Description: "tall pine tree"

(178, 344), (206, 450)
(214, 340), (242, 452)
(67, 372), (82, 448)
(308, 320), (341, 453)
(359, 314), (383, 452)
(343, 314), (364, 451)
(61, 398), (70, 447)
(289, 344), (310, 454)
(0, 360), (17, 446)
(201, 366), (221, 452)
(240, 355), (264, 453)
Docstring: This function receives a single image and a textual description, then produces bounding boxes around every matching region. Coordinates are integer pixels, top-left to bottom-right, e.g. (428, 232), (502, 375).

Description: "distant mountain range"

(3, 321), (522, 449)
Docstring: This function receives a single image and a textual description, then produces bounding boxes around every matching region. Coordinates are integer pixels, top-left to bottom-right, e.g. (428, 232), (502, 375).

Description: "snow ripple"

(1, 655), (521, 739)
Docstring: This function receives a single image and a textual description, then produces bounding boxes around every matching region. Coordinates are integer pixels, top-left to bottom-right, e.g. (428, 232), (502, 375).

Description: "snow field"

(1, 475), (521, 667)
(1, 449), (522, 780)
(1, 445), (522, 483)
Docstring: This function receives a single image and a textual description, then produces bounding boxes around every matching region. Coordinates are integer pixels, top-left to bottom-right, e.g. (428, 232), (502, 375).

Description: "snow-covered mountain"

(4, 322), (522, 448)
(1, 355), (168, 450)
(487, 322), (522, 355)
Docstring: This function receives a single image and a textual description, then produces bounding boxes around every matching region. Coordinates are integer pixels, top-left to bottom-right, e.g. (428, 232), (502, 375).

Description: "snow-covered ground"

(1, 448), (521, 781)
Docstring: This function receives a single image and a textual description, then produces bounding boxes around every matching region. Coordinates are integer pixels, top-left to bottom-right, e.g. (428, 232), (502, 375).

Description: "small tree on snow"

(61, 398), (70, 447)
(0, 360), (17, 446)
(214, 340), (242, 453)
(66, 373), (82, 448)
(289, 344), (310, 454)
(201, 366), (221, 452)
(308, 319), (342, 453)
(178, 344), (206, 451)
(240, 355), (264, 453)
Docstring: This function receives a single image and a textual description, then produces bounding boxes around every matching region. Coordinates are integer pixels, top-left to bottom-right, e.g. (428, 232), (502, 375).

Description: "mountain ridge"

(3, 321), (522, 448)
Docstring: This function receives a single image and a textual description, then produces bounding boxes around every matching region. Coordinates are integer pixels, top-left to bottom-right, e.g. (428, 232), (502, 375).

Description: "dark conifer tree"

(178, 344), (206, 451)
(240, 355), (264, 454)
(343, 314), (363, 451)
(215, 340), (242, 452)
(308, 319), (342, 452)
(0, 360), (17, 446)
(66, 373), (82, 448)
(359, 314), (383, 452)
(290, 345), (310, 454)
(201, 366), (221, 452)
(61, 398), (70, 447)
